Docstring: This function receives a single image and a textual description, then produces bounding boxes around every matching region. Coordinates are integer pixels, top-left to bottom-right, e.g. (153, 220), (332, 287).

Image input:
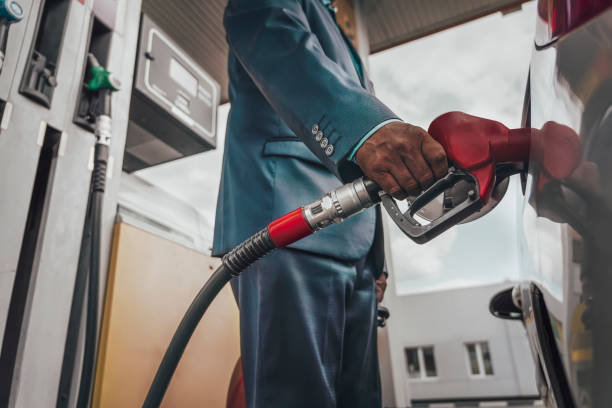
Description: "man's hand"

(376, 274), (387, 303)
(355, 122), (448, 199)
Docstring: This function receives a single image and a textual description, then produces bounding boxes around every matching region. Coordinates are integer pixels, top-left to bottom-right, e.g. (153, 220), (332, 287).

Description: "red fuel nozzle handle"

(428, 112), (582, 200)
(376, 111), (533, 245)
(428, 112), (533, 204)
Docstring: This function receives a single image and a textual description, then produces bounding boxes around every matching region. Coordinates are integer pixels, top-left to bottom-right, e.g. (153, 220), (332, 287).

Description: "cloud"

(369, 2), (536, 129)
(389, 221), (458, 280)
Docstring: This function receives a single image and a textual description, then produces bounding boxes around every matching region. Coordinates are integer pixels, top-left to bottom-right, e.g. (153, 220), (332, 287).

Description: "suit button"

(320, 138), (328, 148)
(316, 131), (323, 141)
(312, 124), (319, 134)
(325, 145), (334, 156)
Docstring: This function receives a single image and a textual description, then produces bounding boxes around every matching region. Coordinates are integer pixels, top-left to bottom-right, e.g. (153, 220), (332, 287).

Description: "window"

(422, 346), (437, 377)
(404, 346), (437, 379)
(465, 341), (494, 377)
(405, 347), (420, 378)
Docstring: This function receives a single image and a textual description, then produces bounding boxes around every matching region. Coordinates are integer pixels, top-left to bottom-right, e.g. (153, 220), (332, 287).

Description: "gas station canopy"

(142, 0), (529, 103)
(365, 0), (527, 52)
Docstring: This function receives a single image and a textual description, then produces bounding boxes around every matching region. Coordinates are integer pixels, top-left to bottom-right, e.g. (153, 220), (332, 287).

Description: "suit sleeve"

(224, 0), (400, 181)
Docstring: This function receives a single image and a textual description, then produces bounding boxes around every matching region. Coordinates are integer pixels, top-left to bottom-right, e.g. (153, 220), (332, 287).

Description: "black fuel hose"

(143, 229), (276, 408)
(143, 180), (381, 407)
(57, 63), (117, 406)
(76, 143), (108, 407)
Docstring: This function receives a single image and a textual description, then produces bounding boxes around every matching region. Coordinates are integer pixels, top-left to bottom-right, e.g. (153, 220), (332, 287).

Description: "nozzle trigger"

(381, 168), (484, 244)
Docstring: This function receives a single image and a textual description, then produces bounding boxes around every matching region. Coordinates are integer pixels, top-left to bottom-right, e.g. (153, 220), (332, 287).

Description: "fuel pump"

(0, 0), (23, 73)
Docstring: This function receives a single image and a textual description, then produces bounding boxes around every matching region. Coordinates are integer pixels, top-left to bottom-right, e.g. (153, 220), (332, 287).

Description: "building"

(381, 281), (540, 407)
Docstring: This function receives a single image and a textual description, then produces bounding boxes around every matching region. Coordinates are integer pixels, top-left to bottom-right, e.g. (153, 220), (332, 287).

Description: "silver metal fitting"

(303, 178), (376, 231)
(511, 284), (522, 310)
(95, 115), (112, 146)
(108, 73), (122, 91)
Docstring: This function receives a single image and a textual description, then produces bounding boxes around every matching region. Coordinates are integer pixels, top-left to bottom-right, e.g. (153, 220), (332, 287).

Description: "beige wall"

(93, 222), (240, 407)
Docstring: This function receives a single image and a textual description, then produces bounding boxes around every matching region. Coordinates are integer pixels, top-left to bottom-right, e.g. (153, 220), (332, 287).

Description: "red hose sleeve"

(267, 208), (314, 248)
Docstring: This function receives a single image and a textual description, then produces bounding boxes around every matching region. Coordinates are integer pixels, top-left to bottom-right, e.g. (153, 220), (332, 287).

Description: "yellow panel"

(93, 222), (240, 407)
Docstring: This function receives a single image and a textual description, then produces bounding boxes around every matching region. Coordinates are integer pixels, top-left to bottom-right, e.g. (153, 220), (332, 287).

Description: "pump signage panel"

(144, 27), (218, 139)
(125, 14), (219, 172)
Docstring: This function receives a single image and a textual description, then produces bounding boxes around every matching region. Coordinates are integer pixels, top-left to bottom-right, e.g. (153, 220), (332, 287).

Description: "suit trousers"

(231, 247), (381, 408)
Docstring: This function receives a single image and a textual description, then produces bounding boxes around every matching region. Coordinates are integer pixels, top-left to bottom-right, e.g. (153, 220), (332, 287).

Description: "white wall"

(381, 278), (538, 406)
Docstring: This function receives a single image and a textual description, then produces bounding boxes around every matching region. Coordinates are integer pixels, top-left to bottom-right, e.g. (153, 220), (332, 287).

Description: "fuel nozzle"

(86, 53), (120, 145)
(381, 111), (584, 244)
(427, 111), (533, 203)
(87, 53), (120, 94)
(0, 0), (24, 72)
(381, 112), (534, 244)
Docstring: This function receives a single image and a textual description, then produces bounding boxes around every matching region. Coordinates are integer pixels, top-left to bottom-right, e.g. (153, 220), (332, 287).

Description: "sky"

(368, 2), (537, 294)
(137, 2), (537, 295)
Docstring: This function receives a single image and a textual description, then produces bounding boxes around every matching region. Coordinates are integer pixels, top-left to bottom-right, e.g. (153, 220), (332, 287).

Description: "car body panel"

(516, 5), (612, 408)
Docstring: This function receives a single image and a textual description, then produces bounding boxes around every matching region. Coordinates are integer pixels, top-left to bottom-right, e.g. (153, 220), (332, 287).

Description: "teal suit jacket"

(213, 0), (399, 267)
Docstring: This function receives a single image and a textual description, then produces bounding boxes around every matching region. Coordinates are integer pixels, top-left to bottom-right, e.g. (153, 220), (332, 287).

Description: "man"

(213, 1), (448, 407)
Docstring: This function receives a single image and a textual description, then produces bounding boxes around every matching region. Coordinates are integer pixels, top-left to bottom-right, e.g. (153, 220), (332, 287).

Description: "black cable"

(143, 228), (276, 408)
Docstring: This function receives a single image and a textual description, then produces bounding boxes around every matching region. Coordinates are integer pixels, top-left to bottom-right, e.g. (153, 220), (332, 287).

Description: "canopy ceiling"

(141, 0), (529, 103)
